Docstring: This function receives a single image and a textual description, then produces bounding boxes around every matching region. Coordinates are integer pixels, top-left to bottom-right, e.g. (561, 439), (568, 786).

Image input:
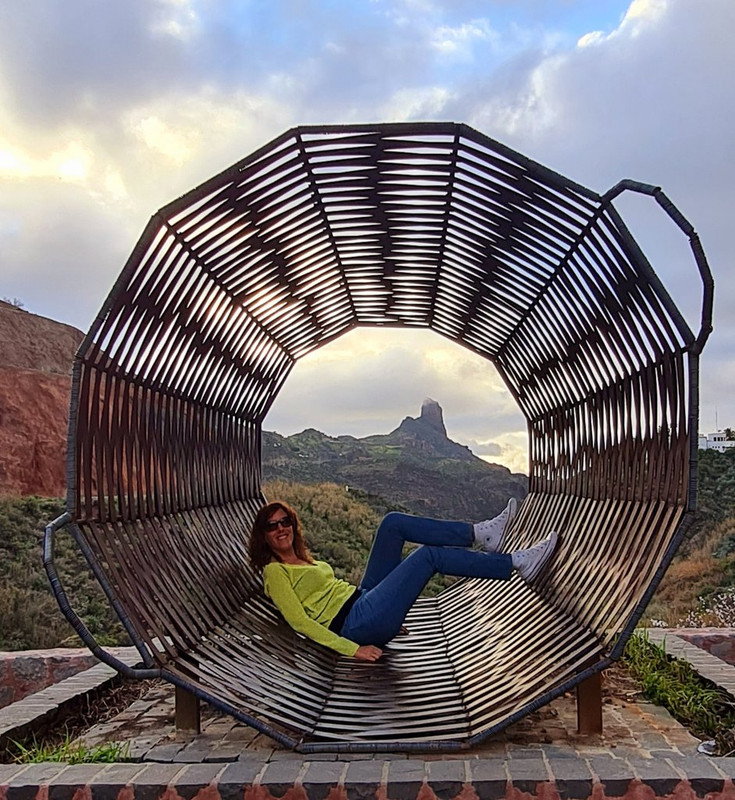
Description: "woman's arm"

(263, 564), (361, 657)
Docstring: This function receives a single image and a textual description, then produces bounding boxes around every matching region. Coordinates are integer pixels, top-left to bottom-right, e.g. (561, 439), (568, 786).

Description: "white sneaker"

(473, 498), (518, 552)
(512, 531), (559, 582)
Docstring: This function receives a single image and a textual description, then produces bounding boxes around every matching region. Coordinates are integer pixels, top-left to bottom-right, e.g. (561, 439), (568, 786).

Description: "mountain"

(0, 302), (84, 497)
(262, 398), (527, 521)
(0, 300), (526, 519)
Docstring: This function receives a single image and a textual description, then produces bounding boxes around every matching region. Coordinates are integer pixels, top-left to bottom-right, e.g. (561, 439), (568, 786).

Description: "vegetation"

(646, 448), (735, 626)
(1, 438), (733, 649)
(0, 495), (127, 650)
(693, 448), (735, 541)
(262, 417), (527, 523)
(10, 735), (128, 764)
(624, 632), (735, 753)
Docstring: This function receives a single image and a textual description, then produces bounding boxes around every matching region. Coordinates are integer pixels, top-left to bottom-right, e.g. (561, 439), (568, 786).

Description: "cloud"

(438, 0), (734, 430)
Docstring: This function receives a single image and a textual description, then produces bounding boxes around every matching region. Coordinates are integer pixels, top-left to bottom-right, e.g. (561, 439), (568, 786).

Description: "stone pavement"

(0, 648), (140, 753)
(2, 633), (735, 799)
(648, 628), (735, 697)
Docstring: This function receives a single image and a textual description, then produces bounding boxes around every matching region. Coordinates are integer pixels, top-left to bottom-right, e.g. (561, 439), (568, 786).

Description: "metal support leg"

(576, 672), (603, 734)
(175, 685), (201, 733)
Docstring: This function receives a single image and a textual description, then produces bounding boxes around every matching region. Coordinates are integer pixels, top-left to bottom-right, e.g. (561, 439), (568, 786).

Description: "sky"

(1, 0), (732, 474)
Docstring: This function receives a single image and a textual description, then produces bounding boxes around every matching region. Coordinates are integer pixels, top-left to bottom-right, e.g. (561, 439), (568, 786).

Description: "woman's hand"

(353, 645), (383, 662)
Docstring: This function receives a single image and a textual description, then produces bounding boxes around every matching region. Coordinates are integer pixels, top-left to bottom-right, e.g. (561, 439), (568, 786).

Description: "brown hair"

(248, 501), (314, 571)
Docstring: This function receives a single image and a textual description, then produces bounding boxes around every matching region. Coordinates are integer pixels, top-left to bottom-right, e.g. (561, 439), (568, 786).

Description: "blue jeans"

(340, 512), (512, 646)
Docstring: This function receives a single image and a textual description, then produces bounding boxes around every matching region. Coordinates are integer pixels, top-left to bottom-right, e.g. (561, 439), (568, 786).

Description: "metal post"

(576, 672), (603, 734)
(175, 686), (201, 734)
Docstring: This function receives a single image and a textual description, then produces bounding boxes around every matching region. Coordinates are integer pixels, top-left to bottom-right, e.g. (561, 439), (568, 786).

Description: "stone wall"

(0, 648), (96, 709)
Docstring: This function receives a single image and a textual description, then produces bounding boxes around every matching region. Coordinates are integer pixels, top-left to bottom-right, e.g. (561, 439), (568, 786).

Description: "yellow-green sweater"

(262, 560), (359, 657)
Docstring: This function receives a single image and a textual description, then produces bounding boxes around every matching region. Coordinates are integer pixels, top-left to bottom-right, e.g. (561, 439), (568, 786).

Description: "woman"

(249, 500), (558, 662)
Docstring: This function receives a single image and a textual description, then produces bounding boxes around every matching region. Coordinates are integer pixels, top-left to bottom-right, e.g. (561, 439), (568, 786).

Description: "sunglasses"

(265, 516), (293, 532)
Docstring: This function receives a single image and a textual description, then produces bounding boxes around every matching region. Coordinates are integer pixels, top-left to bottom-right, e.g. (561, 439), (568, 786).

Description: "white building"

(698, 431), (735, 452)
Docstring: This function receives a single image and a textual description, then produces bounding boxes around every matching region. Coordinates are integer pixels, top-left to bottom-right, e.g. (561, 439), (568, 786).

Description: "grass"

(624, 631), (735, 753)
(645, 515), (735, 627)
(11, 735), (129, 764)
(0, 495), (128, 650)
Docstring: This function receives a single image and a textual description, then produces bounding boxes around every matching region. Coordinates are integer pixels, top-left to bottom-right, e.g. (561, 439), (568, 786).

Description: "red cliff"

(0, 301), (84, 497)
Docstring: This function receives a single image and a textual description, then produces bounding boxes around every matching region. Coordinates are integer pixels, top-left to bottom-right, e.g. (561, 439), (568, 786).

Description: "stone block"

(588, 756), (633, 797)
(172, 764), (224, 800)
(0, 764), (29, 785)
(11, 657), (47, 692)
(426, 760), (465, 800)
(268, 749), (314, 761)
(218, 759), (267, 800)
(344, 760), (384, 800)
(469, 759), (506, 800)
(546, 758), (593, 799)
(386, 760), (425, 800)
(628, 756), (681, 794)
(202, 743), (244, 763)
(133, 763), (187, 800)
(0, 685), (15, 708)
(48, 765), (109, 800)
(88, 762), (146, 800)
(6, 763), (68, 800)
(302, 761), (345, 800)
(712, 756), (735, 779)
(667, 756), (723, 796)
(506, 755), (549, 795)
(259, 760), (303, 796)
(145, 741), (187, 763)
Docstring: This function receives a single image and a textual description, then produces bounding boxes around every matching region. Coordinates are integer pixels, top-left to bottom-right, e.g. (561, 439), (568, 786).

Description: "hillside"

(0, 301), (84, 496)
(263, 398), (527, 521)
(0, 495), (127, 650)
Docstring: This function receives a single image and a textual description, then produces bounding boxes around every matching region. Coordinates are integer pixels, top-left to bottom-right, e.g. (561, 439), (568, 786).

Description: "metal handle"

(604, 179), (714, 355)
(43, 513), (160, 679)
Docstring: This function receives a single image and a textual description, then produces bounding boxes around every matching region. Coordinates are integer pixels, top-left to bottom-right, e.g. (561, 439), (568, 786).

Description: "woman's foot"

(511, 532), (559, 582)
(473, 498), (518, 552)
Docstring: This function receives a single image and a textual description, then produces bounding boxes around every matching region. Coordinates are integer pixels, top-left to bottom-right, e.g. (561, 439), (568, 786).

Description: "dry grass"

(646, 516), (735, 627)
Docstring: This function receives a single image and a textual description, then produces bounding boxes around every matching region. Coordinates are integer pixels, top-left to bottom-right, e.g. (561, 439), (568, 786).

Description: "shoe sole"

(498, 497), (518, 551)
(523, 530), (559, 582)
(483, 497), (519, 553)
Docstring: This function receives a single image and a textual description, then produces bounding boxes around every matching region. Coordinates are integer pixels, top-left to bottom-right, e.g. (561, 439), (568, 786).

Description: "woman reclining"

(248, 500), (558, 662)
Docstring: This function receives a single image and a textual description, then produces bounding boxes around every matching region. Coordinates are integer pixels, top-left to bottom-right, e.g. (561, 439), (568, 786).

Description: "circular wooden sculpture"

(46, 123), (713, 751)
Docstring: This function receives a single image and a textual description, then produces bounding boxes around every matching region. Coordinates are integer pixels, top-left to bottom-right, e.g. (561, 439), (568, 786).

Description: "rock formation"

(0, 301), (84, 497)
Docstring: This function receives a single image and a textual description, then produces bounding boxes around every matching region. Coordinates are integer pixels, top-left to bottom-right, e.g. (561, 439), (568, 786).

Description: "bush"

(0, 496), (128, 650)
(624, 632), (735, 747)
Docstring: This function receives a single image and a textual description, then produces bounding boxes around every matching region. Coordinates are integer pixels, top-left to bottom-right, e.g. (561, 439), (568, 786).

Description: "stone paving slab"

(3, 756), (735, 800)
(648, 628), (735, 697)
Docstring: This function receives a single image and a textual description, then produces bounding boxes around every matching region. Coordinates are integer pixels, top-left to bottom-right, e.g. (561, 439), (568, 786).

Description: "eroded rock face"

(0, 301), (84, 497)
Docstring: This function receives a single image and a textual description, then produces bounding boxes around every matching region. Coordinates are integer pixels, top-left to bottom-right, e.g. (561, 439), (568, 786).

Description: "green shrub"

(624, 632), (735, 748)
(0, 496), (128, 650)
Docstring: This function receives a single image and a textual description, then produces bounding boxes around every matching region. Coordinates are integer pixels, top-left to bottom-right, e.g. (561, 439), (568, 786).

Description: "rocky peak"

(419, 397), (447, 437)
(384, 399), (475, 461)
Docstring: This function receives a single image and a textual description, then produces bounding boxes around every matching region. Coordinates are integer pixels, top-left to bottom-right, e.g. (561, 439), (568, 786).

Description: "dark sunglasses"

(265, 516), (293, 532)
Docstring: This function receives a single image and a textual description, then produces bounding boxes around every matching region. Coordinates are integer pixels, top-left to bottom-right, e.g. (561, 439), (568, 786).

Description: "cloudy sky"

(1, 0), (732, 474)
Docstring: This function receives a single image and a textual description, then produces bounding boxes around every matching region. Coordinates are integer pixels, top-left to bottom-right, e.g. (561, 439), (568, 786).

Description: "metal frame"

(45, 122), (713, 751)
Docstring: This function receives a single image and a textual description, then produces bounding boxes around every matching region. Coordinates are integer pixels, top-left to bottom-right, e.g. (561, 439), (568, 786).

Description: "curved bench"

(45, 122), (713, 751)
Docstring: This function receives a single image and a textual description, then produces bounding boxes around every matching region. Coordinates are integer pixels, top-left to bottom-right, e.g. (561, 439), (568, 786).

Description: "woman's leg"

(360, 512), (474, 591)
(343, 545), (512, 646)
